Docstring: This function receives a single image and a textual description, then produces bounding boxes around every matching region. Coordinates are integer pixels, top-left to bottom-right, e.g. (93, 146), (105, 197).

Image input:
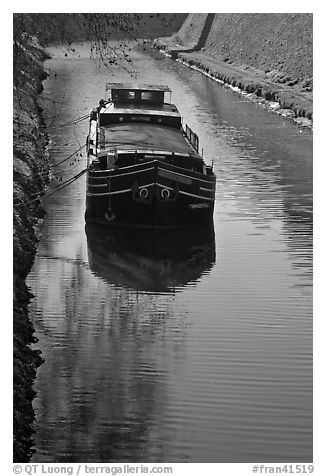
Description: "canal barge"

(85, 83), (216, 228)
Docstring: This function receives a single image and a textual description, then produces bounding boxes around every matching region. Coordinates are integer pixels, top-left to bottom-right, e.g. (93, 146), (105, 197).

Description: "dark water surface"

(27, 44), (313, 463)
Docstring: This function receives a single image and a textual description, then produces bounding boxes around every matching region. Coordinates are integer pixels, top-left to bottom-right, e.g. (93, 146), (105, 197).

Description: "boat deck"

(102, 102), (180, 117)
(100, 123), (200, 156)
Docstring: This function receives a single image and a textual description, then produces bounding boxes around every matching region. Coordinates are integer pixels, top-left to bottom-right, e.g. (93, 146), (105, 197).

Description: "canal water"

(27, 43), (313, 463)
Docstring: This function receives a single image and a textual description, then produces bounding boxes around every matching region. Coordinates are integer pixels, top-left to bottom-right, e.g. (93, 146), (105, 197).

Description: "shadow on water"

(85, 224), (216, 293)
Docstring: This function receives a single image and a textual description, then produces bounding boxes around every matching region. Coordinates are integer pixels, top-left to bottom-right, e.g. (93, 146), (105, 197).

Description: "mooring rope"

(40, 168), (88, 200)
(49, 113), (90, 129)
(14, 168), (88, 208)
(50, 143), (86, 168)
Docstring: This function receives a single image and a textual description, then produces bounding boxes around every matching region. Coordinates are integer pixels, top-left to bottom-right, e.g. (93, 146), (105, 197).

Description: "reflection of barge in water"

(86, 224), (216, 292)
(85, 83), (216, 229)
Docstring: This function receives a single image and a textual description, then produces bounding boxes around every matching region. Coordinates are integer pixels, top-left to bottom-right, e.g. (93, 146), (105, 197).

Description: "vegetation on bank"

(13, 33), (50, 461)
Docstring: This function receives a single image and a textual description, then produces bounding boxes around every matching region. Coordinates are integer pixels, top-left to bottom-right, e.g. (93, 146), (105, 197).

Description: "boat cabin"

(95, 83), (180, 128)
(108, 83), (171, 105)
(87, 84), (213, 176)
(107, 84), (171, 106)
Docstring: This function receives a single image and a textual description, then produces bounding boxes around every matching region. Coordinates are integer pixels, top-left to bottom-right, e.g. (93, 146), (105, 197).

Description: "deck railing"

(184, 124), (199, 153)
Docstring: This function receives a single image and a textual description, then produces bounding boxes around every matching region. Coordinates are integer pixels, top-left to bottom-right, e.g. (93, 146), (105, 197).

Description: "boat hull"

(85, 160), (216, 229)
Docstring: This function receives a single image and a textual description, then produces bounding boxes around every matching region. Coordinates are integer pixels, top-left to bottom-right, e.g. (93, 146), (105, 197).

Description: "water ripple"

(28, 43), (312, 463)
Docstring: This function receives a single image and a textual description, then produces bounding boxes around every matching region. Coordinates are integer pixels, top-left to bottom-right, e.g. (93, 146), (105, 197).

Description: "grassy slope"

(156, 13), (313, 123)
(198, 13), (312, 82)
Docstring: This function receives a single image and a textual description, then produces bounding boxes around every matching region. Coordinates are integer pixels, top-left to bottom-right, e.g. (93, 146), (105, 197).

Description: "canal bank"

(13, 35), (50, 461)
(154, 13), (313, 127)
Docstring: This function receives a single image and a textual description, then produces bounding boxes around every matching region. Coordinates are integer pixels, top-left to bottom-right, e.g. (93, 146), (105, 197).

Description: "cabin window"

(141, 91), (164, 103)
(112, 90), (135, 102)
(141, 92), (153, 101)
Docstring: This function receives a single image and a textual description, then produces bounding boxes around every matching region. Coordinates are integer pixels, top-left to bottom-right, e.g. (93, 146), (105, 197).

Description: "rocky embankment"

(155, 13), (313, 126)
(13, 37), (50, 461)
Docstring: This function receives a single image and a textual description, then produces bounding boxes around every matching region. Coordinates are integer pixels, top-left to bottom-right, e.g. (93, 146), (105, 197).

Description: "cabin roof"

(105, 83), (171, 92)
